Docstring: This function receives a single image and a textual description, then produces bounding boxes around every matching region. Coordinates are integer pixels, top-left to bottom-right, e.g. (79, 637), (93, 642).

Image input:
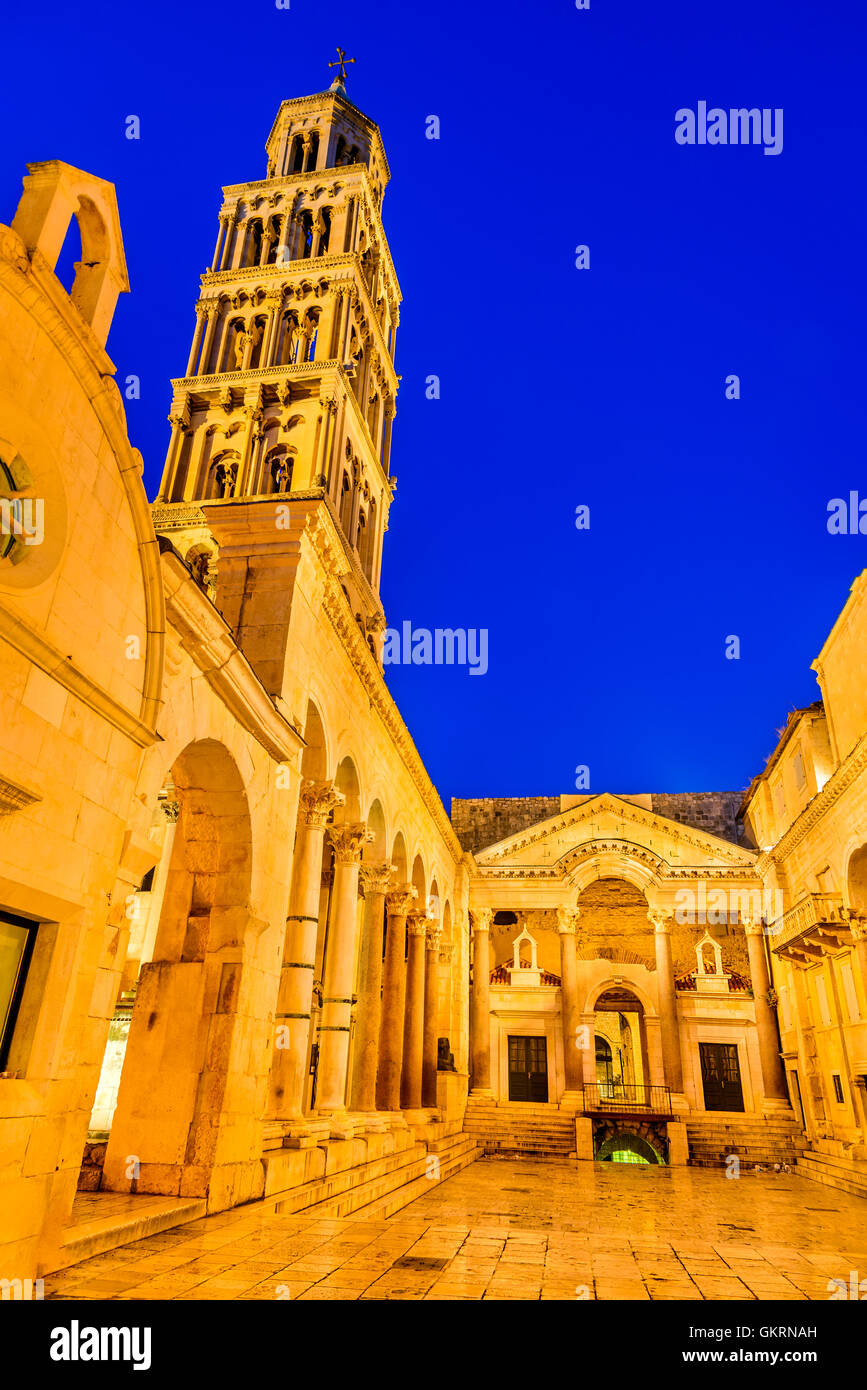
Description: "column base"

(469, 1087), (495, 1101)
(350, 1111), (390, 1133)
(271, 1119), (332, 1150)
(401, 1107), (437, 1126)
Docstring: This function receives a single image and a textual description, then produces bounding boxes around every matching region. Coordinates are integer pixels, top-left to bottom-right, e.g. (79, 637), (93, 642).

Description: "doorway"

(508, 1035), (548, 1102)
(699, 1041), (744, 1112)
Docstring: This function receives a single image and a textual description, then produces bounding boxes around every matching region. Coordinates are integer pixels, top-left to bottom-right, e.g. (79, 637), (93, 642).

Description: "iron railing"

(582, 1082), (672, 1116)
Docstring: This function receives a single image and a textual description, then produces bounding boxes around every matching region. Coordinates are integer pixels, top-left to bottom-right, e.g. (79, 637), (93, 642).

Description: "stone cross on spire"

(328, 46), (356, 86)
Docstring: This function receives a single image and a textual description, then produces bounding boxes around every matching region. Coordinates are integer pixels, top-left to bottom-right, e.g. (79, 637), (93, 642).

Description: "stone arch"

(411, 852), (427, 905)
(441, 899), (453, 942)
(365, 798), (387, 861)
(596, 1131), (664, 1164)
(391, 830), (409, 883)
(12, 161), (129, 346)
(844, 841), (867, 912)
(584, 975), (656, 1017)
(301, 699), (329, 781)
(333, 754), (361, 823)
(103, 739), (257, 1200)
(569, 853), (662, 900)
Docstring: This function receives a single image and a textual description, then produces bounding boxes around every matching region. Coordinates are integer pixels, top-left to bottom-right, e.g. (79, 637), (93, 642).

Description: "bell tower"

(152, 56), (400, 645)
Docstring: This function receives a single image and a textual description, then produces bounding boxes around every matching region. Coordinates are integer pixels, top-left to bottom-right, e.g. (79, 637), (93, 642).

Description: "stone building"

(1, 67), (865, 1287)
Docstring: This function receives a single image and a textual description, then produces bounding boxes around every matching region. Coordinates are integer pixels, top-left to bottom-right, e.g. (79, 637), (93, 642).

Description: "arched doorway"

(592, 987), (648, 1100)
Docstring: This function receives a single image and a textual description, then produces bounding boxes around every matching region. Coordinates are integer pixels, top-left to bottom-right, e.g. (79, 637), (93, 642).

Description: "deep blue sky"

(3, 1), (866, 807)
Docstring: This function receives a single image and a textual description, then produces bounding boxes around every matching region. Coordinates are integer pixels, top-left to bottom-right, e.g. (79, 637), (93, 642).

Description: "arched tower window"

(245, 219), (263, 268)
(291, 136), (305, 172)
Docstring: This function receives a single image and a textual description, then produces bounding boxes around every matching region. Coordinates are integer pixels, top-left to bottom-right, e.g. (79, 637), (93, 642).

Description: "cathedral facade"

(1, 72), (866, 1286)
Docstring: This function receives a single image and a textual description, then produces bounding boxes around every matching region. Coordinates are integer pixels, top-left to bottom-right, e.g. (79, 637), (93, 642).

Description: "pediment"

(474, 793), (757, 878)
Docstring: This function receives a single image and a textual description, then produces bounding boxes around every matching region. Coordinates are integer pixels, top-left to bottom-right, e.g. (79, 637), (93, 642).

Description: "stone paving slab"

(43, 1158), (867, 1302)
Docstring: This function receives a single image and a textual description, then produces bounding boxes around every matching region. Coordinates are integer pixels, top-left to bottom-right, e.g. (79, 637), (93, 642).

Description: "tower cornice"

(264, 91), (391, 182)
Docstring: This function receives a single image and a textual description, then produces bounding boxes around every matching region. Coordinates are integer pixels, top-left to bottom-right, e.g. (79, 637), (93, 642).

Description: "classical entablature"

(471, 793), (760, 903)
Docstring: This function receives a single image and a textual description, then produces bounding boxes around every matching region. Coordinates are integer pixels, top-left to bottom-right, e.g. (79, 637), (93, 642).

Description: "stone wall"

(649, 791), (750, 847)
(451, 797), (559, 854)
(452, 790), (751, 853)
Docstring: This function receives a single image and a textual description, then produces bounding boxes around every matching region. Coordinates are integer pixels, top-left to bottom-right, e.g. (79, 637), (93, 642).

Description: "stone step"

(51, 1194), (207, 1273)
(796, 1151), (867, 1200)
(344, 1140), (480, 1221)
(272, 1139), (429, 1217)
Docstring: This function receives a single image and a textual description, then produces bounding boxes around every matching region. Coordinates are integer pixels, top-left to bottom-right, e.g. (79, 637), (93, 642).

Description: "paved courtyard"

(44, 1158), (867, 1301)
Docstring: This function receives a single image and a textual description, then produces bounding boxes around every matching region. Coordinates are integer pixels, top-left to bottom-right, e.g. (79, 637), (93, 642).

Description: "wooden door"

(699, 1042), (744, 1112)
(508, 1035), (548, 1102)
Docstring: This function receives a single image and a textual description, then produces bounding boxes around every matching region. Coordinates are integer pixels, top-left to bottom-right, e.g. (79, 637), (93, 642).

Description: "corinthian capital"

(298, 779), (344, 828)
(328, 823), (373, 864)
(386, 882), (418, 917)
(407, 911), (430, 937)
(359, 861), (396, 897)
(647, 907), (673, 933)
(557, 905), (580, 934)
(469, 907), (493, 933)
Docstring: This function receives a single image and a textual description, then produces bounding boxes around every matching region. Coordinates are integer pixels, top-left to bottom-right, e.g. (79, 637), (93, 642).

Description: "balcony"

(767, 893), (855, 961)
(582, 1082), (672, 1117)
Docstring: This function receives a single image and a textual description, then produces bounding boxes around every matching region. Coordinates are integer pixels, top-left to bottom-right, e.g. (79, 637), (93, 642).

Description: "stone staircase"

(463, 1098), (576, 1158)
(686, 1114), (807, 1169)
(265, 1120), (478, 1221)
(795, 1146), (867, 1200)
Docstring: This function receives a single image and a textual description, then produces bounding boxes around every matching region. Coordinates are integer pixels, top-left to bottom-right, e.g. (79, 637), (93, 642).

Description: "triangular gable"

(474, 792), (757, 872)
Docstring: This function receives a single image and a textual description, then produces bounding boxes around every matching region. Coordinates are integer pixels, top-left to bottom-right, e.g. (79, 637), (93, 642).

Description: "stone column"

(557, 906), (584, 1106)
(745, 918), (791, 1112)
(400, 912), (428, 1111)
(648, 908), (685, 1106)
(185, 308), (206, 377)
(269, 781), (344, 1132)
(349, 861), (394, 1115)
(218, 215), (235, 270)
(198, 304), (220, 378)
(422, 921), (442, 1108)
(377, 884), (417, 1110)
(469, 908), (493, 1096)
(315, 823), (372, 1120)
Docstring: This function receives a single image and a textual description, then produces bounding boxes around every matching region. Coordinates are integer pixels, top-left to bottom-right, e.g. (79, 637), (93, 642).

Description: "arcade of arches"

(2, 76), (867, 1290)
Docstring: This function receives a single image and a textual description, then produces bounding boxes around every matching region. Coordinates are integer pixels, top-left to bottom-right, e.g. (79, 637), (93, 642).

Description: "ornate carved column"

(268, 781), (344, 1127)
(376, 883), (417, 1110)
(744, 917), (791, 1111)
(422, 921), (442, 1107)
(557, 906), (584, 1105)
(315, 823), (372, 1117)
(648, 908), (685, 1104)
(400, 911), (428, 1111)
(469, 908), (494, 1096)
(349, 861), (394, 1115)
